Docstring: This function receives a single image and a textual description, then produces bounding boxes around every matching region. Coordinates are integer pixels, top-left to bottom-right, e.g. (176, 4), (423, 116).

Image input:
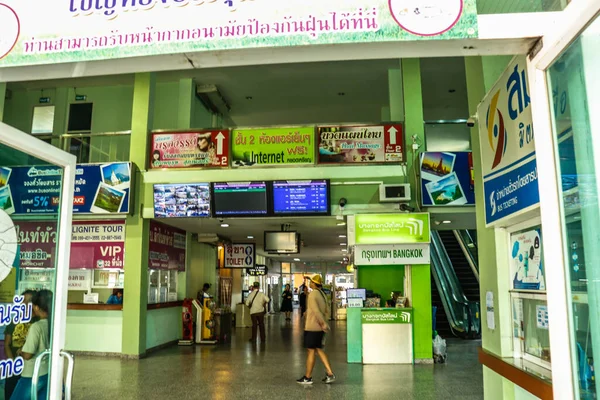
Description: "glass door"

(0, 122), (76, 399)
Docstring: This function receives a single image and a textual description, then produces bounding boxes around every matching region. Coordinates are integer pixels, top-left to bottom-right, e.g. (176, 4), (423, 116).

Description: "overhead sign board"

(477, 56), (539, 226)
(317, 124), (404, 164)
(149, 221), (187, 271)
(231, 127), (315, 168)
(0, 0), (478, 68)
(354, 213), (430, 245)
(0, 163), (132, 215)
(355, 243), (430, 265)
(150, 130), (230, 169)
(225, 243), (255, 268)
(247, 265), (268, 276)
(420, 151), (475, 206)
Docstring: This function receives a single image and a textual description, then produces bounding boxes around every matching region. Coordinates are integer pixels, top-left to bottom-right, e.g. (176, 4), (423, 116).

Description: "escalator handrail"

(453, 230), (480, 282)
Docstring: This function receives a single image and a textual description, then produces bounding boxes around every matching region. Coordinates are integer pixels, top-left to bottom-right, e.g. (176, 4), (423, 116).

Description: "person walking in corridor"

(245, 282), (270, 343)
(297, 275), (336, 385)
(281, 284), (294, 321)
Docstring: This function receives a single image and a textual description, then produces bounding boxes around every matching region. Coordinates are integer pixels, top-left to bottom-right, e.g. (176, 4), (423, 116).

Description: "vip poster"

(420, 151), (474, 206)
(510, 228), (545, 291)
(149, 221), (187, 271)
(150, 130), (230, 169)
(317, 124), (404, 164)
(0, 163), (132, 215)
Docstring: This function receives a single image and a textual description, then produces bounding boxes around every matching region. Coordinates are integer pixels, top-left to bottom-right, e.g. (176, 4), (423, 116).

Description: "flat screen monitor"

(212, 182), (269, 217)
(264, 231), (300, 254)
(153, 183), (211, 218)
(272, 180), (330, 216)
(346, 288), (367, 301)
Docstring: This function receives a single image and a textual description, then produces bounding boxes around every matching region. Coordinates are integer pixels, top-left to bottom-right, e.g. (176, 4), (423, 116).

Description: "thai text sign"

(361, 309), (413, 324)
(355, 214), (430, 245)
(247, 265), (268, 276)
(0, 163), (132, 215)
(149, 221), (187, 271)
(317, 124), (404, 164)
(225, 243), (255, 268)
(14, 220), (126, 269)
(0, 0), (478, 68)
(231, 127), (315, 167)
(355, 244), (430, 265)
(150, 130), (230, 169)
(68, 269), (92, 290)
(477, 56), (539, 226)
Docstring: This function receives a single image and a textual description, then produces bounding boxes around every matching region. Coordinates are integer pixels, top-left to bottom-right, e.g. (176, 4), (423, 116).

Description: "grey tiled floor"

(72, 314), (483, 399)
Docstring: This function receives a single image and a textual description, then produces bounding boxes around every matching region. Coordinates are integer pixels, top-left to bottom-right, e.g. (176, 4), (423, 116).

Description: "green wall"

(357, 265), (405, 305)
(65, 310), (123, 353)
(146, 308), (183, 350)
(187, 242), (218, 300)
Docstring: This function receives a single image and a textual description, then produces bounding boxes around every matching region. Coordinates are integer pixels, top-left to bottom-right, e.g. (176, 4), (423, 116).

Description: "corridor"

(72, 314), (484, 399)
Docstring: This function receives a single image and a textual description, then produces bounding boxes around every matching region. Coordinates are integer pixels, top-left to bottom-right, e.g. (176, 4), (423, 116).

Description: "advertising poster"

(14, 220), (126, 269)
(70, 221), (126, 269)
(420, 151), (474, 206)
(317, 124), (404, 164)
(225, 243), (255, 268)
(149, 221), (187, 271)
(510, 228), (545, 291)
(0, 0), (478, 69)
(150, 130), (230, 169)
(0, 163), (132, 215)
(231, 127), (315, 167)
(477, 56), (539, 226)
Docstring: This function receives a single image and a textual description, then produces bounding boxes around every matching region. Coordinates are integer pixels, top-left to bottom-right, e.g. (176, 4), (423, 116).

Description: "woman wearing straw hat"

(296, 274), (336, 385)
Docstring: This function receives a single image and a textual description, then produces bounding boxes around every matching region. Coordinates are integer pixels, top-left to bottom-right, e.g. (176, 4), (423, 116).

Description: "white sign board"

(477, 56), (540, 226)
(355, 243), (430, 265)
(68, 269), (92, 291)
(224, 243), (255, 268)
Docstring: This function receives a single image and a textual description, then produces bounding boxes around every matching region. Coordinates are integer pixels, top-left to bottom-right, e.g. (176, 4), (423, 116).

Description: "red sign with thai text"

(150, 130), (230, 169)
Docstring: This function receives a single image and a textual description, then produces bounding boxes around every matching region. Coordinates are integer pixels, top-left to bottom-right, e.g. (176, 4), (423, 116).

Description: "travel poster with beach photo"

(420, 152), (474, 206)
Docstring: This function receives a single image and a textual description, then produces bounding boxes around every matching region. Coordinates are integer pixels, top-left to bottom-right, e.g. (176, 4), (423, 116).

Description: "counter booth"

(346, 213), (432, 365)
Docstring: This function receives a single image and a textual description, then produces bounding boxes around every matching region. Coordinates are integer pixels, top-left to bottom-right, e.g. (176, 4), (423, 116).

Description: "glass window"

(478, 0), (568, 14)
(31, 106), (55, 135)
(548, 14), (600, 399)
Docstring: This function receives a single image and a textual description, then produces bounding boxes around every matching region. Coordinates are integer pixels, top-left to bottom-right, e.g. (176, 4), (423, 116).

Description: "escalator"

(431, 230), (480, 339)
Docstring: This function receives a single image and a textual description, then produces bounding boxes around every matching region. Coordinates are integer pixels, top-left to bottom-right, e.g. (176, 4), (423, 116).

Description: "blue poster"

(420, 152), (475, 206)
(0, 163), (132, 215)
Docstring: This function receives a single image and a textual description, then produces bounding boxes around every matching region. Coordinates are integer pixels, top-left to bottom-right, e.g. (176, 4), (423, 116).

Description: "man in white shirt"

(245, 282), (270, 343)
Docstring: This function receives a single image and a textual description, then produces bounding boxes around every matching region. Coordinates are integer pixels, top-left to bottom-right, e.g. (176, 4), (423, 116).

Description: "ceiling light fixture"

(247, 235), (254, 239)
(294, 258), (301, 262)
(220, 223), (230, 228)
(442, 220), (452, 224)
(340, 243), (347, 246)
(342, 249), (348, 252)
(339, 235), (347, 238)
(337, 222), (346, 226)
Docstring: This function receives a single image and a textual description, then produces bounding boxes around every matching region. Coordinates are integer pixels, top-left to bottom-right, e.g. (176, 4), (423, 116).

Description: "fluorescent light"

(220, 223), (229, 228)
(340, 243), (347, 246)
(294, 258), (300, 262)
(336, 222), (346, 226)
(342, 249), (348, 252)
(247, 235), (254, 239)
(339, 235), (347, 238)
(442, 220), (452, 224)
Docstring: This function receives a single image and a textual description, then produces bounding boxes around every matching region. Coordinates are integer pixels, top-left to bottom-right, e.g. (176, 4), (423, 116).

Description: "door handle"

(60, 350), (75, 400)
(31, 349), (51, 400)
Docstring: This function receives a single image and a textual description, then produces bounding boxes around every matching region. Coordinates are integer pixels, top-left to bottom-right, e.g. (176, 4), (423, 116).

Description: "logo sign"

(355, 213), (430, 245)
(361, 309), (412, 324)
(149, 221), (187, 271)
(420, 152), (474, 206)
(477, 56), (539, 226)
(0, 163), (132, 215)
(225, 243), (255, 268)
(246, 264), (268, 276)
(231, 127), (315, 168)
(150, 130), (230, 169)
(0, 0), (477, 68)
(355, 243), (430, 265)
(317, 124), (404, 164)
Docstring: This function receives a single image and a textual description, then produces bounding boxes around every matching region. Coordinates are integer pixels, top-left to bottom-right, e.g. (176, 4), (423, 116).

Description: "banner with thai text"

(317, 124), (404, 164)
(0, 0), (478, 68)
(149, 221), (187, 271)
(150, 130), (230, 169)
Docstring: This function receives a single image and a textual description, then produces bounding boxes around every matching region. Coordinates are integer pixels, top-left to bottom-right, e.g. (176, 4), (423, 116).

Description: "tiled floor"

(72, 314), (483, 399)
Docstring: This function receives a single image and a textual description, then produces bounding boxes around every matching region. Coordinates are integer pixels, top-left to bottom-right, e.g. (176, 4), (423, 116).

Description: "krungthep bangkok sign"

(0, 0), (478, 68)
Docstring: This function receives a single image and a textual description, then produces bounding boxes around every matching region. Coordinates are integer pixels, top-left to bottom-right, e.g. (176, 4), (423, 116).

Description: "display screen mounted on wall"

(153, 183), (211, 218)
(264, 231), (300, 254)
(420, 151), (475, 206)
(272, 180), (330, 216)
(212, 182), (269, 217)
(347, 288), (367, 301)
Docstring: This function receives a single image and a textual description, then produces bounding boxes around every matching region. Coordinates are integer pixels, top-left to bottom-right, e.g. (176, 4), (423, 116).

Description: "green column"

(177, 78), (194, 129)
(122, 73), (155, 357)
(52, 87), (69, 149)
(0, 83), (6, 121)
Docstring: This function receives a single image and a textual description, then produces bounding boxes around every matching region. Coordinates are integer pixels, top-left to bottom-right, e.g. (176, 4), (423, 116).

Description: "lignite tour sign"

(0, 0), (478, 68)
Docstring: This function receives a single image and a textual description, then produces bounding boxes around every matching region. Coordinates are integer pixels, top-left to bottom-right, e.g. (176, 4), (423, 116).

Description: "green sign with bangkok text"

(0, 0), (478, 68)
(231, 127), (315, 168)
(355, 213), (430, 244)
(361, 309), (413, 324)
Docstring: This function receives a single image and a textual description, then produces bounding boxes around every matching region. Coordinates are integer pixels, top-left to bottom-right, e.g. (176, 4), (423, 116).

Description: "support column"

(0, 83), (6, 122)
(52, 87), (69, 149)
(177, 78), (194, 129)
(122, 73), (155, 357)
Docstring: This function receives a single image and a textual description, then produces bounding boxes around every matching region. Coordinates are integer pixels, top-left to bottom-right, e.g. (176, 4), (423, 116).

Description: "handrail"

(31, 349), (51, 400)
(453, 229), (480, 282)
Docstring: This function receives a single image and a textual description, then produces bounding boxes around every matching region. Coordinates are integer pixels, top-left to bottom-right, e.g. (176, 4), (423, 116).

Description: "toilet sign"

(225, 243), (255, 268)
